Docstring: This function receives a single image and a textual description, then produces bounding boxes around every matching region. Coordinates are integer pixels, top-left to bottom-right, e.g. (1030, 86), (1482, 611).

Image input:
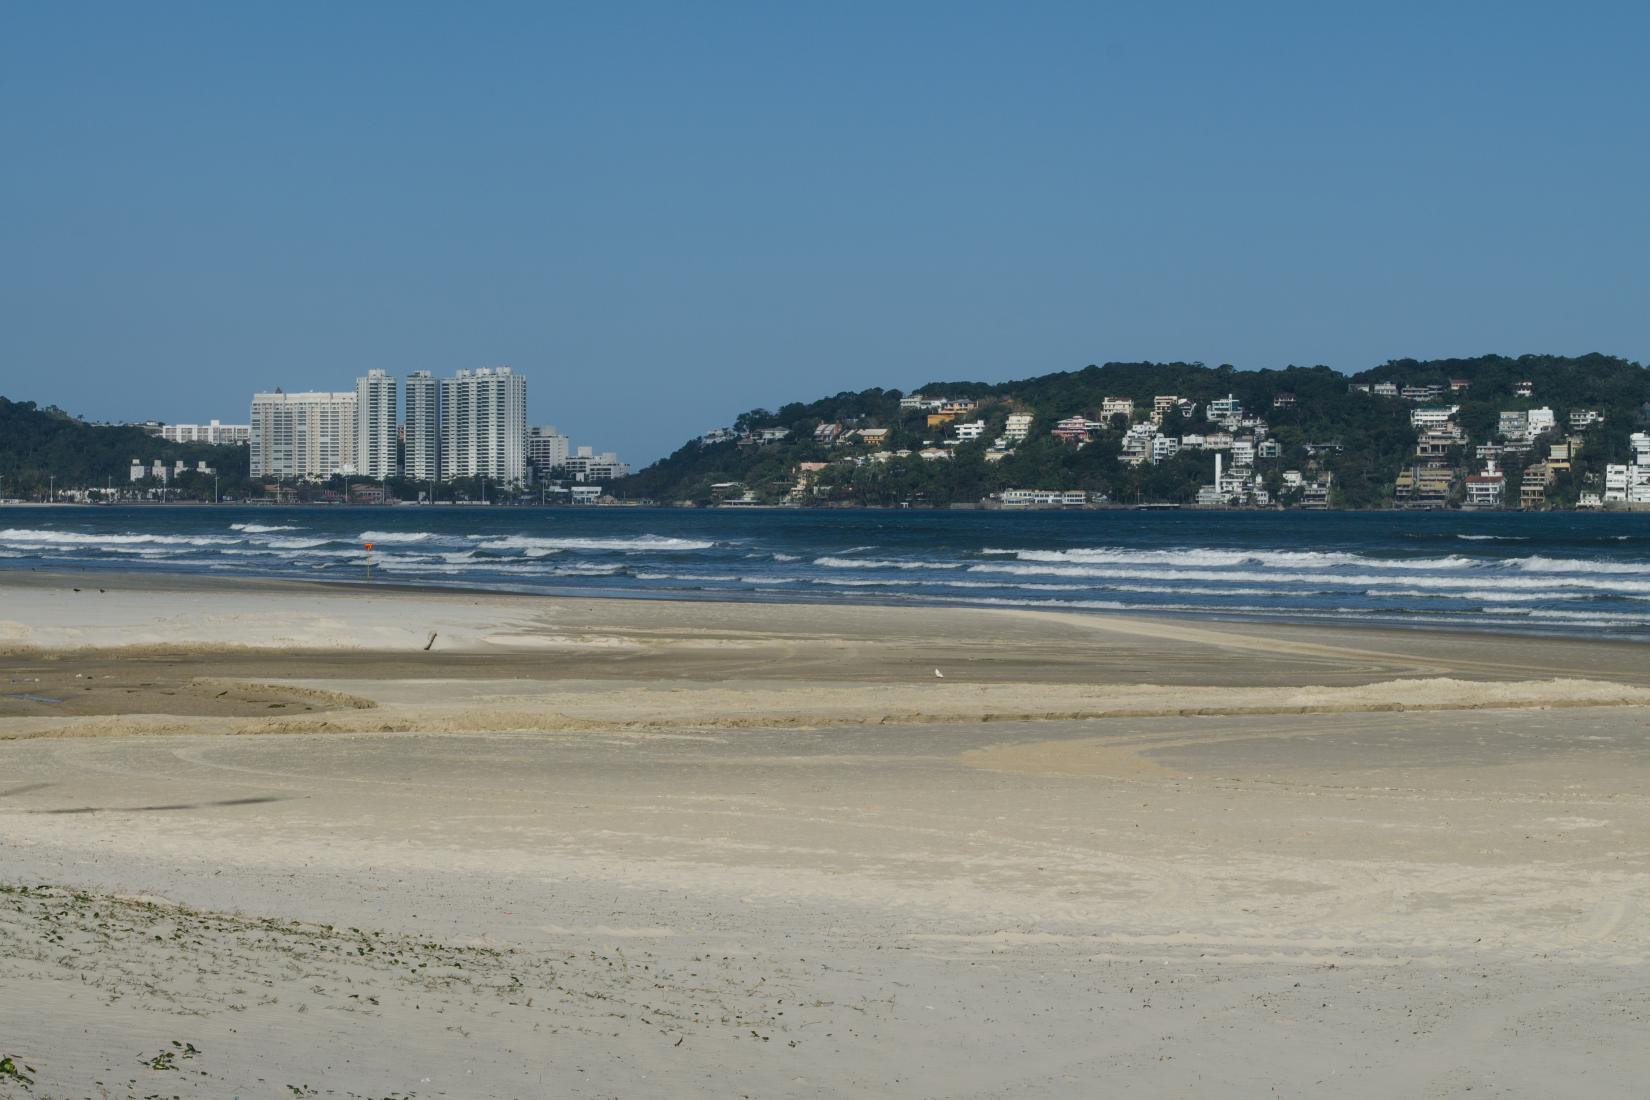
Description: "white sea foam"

(984, 546), (1480, 570)
(957, 596), (1497, 624)
(805, 576), (1302, 598)
(966, 561), (1650, 594)
(1508, 555), (1650, 575)
(230, 523), (300, 533)
(475, 535), (714, 552)
(0, 528), (242, 547)
(806, 576), (1089, 591)
(813, 556), (964, 570)
(221, 547), (340, 559)
(1375, 588), (1596, 602)
(1481, 607), (1650, 624)
(371, 557), (628, 578)
(357, 530), (440, 544)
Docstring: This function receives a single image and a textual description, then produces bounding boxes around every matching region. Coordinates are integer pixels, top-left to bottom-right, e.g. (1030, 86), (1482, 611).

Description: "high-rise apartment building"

(403, 371), (440, 482)
(249, 391), (358, 479)
(440, 367), (527, 483)
(526, 425), (570, 476)
(354, 369), (398, 479)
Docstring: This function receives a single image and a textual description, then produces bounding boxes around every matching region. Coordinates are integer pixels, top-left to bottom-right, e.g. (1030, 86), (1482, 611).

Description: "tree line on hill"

(0, 398), (251, 500)
(623, 354), (1650, 508)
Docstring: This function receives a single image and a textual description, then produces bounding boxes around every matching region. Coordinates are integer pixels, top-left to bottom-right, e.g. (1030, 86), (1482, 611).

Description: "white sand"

(1, 575), (1647, 1097)
(0, 582), (535, 651)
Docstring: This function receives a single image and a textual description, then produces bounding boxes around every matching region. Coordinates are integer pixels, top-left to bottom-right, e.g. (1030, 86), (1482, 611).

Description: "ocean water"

(2, 505), (1649, 640)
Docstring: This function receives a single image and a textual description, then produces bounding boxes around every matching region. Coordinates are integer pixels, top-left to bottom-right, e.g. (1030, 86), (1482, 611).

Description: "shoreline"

(5, 564), (1650, 653)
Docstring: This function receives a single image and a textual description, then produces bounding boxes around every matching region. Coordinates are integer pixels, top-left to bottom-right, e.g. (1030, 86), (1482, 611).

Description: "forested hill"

(622, 354), (1650, 508)
(0, 398), (249, 497)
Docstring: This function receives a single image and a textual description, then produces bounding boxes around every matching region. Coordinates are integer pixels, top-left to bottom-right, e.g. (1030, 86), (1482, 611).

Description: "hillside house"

(1464, 461), (1506, 509)
(1393, 463), (1455, 509)
(1208, 394), (1244, 423)
(1410, 406), (1460, 430)
(1100, 397), (1135, 421)
(1520, 464), (1553, 509)
(1052, 416), (1104, 443)
(1415, 430), (1463, 459)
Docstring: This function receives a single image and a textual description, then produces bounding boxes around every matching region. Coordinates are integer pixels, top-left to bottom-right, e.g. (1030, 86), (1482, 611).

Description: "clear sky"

(3, 2), (1647, 463)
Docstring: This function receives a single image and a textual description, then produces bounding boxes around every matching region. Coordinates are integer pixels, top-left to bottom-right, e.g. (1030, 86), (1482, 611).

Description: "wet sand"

(1, 572), (1647, 1096)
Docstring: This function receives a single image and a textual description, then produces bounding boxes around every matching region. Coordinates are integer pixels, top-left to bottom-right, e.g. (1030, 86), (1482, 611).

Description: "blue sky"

(3, 2), (1647, 462)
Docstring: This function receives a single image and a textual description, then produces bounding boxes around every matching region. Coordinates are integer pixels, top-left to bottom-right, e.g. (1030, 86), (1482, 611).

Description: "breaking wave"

(357, 530), (439, 544)
(474, 535), (715, 552)
(814, 556), (964, 570)
(0, 528), (241, 547)
(983, 546), (1478, 570)
(5, 509), (1650, 640)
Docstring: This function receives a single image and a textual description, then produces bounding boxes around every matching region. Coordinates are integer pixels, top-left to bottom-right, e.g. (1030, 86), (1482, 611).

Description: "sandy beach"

(2, 571), (1647, 1097)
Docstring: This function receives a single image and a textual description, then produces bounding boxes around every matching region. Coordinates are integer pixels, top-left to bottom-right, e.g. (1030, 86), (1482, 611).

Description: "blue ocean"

(3, 505), (1649, 640)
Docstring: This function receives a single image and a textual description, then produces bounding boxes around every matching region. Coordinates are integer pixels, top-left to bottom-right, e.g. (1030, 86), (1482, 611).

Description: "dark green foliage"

(624, 355), (1650, 506)
(0, 397), (250, 498)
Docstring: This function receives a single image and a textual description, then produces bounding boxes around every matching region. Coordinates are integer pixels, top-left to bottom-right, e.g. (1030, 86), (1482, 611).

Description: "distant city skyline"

(5, 4), (1649, 464)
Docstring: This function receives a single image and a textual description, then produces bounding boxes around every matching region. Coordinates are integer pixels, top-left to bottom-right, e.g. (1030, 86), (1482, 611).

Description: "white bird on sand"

(934, 668), (945, 678)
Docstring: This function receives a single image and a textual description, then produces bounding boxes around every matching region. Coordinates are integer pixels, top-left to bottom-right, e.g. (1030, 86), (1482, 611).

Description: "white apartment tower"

(354, 369), (398, 479)
(249, 391), (358, 480)
(441, 368), (527, 483)
(403, 371), (440, 482)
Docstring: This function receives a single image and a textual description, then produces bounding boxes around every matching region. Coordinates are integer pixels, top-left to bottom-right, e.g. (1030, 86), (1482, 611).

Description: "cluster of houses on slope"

(1396, 399), (1567, 509)
(700, 379), (1649, 509)
(1046, 391), (1330, 507)
(1596, 433), (1650, 507)
(1384, 377), (1650, 509)
(1349, 378), (1476, 401)
(702, 390), (1336, 506)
